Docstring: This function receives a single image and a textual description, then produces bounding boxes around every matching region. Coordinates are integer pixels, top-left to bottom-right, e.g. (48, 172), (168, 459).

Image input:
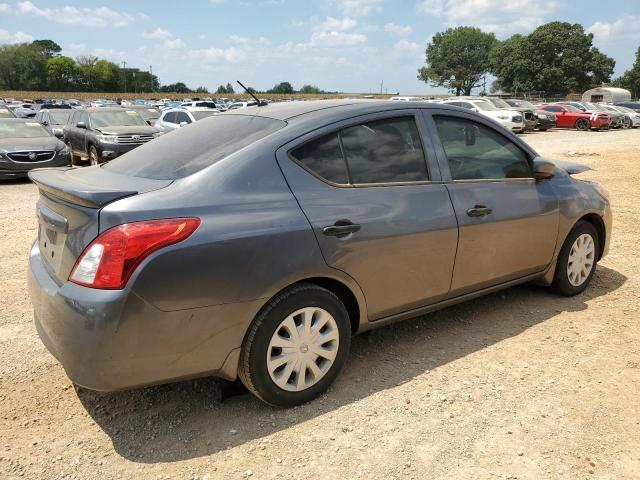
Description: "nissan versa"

(28, 101), (611, 407)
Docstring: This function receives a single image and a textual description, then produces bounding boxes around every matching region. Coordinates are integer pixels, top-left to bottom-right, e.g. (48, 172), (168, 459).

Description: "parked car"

(228, 100), (258, 110)
(180, 101), (219, 109)
(35, 107), (74, 139)
(63, 108), (161, 165)
(27, 101), (611, 406)
(441, 99), (524, 132)
(0, 119), (70, 179)
(504, 99), (557, 131)
(599, 104), (640, 128)
(154, 107), (219, 132)
(558, 102), (623, 129)
(537, 104), (609, 131)
(478, 97), (537, 131)
(614, 101), (640, 113)
(121, 105), (162, 126)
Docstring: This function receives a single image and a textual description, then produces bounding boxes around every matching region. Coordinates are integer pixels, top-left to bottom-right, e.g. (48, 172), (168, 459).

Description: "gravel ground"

(0, 128), (639, 480)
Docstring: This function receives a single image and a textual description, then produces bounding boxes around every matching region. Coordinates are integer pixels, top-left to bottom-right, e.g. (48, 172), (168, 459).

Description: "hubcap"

(267, 307), (339, 392)
(567, 233), (595, 287)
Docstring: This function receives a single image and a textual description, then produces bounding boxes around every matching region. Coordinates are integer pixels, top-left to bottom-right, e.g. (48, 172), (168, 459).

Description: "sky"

(0, 0), (639, 94)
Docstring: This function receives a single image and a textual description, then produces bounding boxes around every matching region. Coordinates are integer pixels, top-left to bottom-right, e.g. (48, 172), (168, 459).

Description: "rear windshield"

(91, 110), (147, 128)
(0, 121), (50, 138)
(103, 114), (286, 179)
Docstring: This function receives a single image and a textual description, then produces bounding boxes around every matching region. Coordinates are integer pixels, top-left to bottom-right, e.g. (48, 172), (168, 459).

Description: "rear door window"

(434, 116), (531, 180)
(290, 133), (348, 184)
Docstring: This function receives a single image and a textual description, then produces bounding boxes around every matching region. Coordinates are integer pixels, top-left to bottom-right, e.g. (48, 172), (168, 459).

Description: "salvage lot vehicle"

(28, 101), (611, 407)
(0, 118), (70, 179)
(63, 107), (161, 165)
(121, 105), (162, 126)
(538, 104), (610, 131)
(35, 107), (74, 139)
(479, 97), (537, 131)
(0, 105), (15, 117)
(600, 104), (640, 128)
(504, 99), (557, 131)
(440, 99), (525, 132)
(154, 107), (219, 132)
(558, 101), (624, 129)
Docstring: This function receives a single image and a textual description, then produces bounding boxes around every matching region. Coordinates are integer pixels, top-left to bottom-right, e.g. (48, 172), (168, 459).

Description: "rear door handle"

(322, 220), (361, 237)
(466, 205), (493, 217)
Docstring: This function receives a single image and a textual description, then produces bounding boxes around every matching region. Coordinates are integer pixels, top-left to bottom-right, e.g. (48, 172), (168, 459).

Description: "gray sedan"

(27, 101), (611, 406)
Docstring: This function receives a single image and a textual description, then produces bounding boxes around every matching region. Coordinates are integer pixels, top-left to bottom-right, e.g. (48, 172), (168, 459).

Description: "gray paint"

(28, 100), (612, 390)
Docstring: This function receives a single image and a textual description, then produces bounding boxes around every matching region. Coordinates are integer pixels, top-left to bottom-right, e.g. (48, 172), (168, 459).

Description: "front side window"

(163, 111), (177, 123)
(290, 115), (429, 185)
(175, 112), (192, 124)
(434, 116), (531, 180)
(543, 105), (563, 113)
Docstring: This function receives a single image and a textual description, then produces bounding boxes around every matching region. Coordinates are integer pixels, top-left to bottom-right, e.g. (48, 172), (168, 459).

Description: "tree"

(195, 86), (209, 93)
(225, 82), (235, 94)
(32, 39), (62, 58)
(418, 27), (497, 95)
(613, 47), (640, 98)
(216, 83), (235, 94)
(299, 84), (322, 94)
(159, 82), (191, 93)
(490, 22), (616, 95)
(267, 81), (294, 94)
(46, 56), (77, 91)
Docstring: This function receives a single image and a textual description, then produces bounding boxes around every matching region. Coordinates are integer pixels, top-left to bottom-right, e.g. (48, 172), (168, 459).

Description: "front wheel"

(575, 118), (590, 131)
(88, 145), (101, 166)
(238, 283), (351, 407)
(552, 221), (599, 296)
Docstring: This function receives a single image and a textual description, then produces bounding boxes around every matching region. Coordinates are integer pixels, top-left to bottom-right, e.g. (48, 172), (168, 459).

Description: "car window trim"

(286, 110), (435, 188)
(424, 109), (536, 182)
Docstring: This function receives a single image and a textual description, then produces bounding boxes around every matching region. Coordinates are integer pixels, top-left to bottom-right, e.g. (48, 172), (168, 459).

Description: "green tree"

(46, 56), (78, 91)
(299, 84), (322, 94)
(0, 42), (49, 89)
(418, 27), (497, 95)
(159, 82), (191, 93)
(268, 81), (294, 94)
(195, 86), (209, 93)
(614, 47), (640, 98)
(32, 39), (62, 58)
(225, 82), (235, 94)
(490, 22), (616, 95)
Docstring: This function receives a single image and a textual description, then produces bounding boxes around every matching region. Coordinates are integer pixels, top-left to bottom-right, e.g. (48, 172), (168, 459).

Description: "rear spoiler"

(28, 167), (171, 208)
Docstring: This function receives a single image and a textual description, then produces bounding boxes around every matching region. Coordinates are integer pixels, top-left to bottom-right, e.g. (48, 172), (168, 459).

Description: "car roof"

(83, 107), (136, 113)
(0, 118), (36, 123)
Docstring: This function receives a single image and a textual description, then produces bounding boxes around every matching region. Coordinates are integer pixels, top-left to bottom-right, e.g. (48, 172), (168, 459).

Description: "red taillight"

(69, 218), (200, 289)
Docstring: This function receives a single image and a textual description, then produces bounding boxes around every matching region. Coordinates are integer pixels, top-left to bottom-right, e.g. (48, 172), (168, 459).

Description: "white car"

(153, 107), (219, 132)
(180, 100), (219, 109)
(441, 99), (525, 133)
(389, 96), (424, 102)
(602, 104), (640, 128)
(228, 101), (258, 110)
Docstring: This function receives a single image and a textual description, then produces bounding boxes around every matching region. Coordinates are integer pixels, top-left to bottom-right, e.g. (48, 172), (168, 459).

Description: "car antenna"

(237, 80), (266, 106)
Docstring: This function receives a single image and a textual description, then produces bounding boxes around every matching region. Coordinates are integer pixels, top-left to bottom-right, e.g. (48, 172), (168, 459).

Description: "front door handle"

(466, 205), (493, 217)
(322, 220), (361, 237)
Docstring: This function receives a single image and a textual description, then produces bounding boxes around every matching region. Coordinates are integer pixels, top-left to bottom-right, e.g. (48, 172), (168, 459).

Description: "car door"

(65, 110), (80, 150)
(427, 111), (559, 295)
(543, 105), (570, 127)
(77, 111), (90, 154)
(276, 111), (459, 320)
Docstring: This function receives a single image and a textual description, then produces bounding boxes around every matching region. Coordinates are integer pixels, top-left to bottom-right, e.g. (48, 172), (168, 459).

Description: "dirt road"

(1, 128), (639, 480)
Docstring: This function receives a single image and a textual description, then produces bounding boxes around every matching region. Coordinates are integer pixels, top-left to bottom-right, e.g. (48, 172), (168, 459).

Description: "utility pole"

(380, 80), (384, 94)
(149, 65), (153, 93)
(122, 61), (127, 94)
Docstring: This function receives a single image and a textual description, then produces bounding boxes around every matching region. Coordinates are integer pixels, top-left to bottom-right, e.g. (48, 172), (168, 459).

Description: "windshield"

(475, 102), (499, 111)
(49, 110), (73, 125)
(103, 114), (286, 179)
(90, 110), (147, 128)
(136, 108), (161, 121)
(0, 121), (50, 138)
(489, 98), (511, 108)
(508, 99), (535, 109)
(191, 111), (218, 121)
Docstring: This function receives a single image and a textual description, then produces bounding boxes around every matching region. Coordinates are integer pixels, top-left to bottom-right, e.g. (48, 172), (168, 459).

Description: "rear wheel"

(622, 117), (632, 129)
(88, 145), (101, 166)
(574, 118), (590, 131)
(238, 283), (351, 407)
(552, 221), (599, 296)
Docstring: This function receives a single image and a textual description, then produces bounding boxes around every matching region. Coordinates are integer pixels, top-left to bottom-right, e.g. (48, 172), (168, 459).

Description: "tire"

(622, 118), (632, 129)
(552, 221), (599, 297)
(574, 118), (590, 131)
(67, 141), (80, 166)
(88, 145), (101, 166)
(238, 283), (351, 407)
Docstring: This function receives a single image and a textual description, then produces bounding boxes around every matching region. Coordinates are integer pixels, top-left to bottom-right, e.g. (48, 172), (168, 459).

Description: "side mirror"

(533, 158), (555, 180)
(76, 121), (87, 129)
(179, 121), (188, 127)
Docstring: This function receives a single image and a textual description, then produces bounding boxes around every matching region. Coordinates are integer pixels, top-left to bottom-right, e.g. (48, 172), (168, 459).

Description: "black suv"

(63, 108), (161, 165)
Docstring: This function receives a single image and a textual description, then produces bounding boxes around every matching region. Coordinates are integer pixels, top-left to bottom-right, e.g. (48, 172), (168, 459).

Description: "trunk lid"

(29, 166), (172, 284)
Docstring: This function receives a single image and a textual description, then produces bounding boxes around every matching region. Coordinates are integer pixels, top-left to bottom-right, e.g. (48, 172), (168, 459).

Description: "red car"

(538, 104), (609, 131)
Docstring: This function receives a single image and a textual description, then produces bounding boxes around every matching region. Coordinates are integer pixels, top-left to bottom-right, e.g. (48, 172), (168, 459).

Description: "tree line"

(418, 21), (640, 98)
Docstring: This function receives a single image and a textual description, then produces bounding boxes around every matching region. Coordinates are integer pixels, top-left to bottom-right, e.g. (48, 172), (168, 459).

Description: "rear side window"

(290, 115), (429, 185)
(103, 115), (286, 179)
(434, 116), (531, 180)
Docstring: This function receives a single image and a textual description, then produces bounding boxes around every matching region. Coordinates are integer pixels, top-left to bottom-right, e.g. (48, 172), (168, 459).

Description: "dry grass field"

(0, 128), (639, 480)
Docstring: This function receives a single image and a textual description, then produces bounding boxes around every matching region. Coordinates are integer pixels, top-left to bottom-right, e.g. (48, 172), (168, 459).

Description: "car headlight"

(96, 134), (117, 142)
(59, 145), (70, 156)
(497, 115), (509, 120)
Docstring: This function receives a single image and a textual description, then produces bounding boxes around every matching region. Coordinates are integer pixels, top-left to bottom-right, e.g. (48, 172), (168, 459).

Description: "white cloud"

(16, 1), (148, 27)
(384, 23), (412, 36)
(67, 42), (85, 52)
(588, 16), (640, 42)
(417, 0), (557, 36)
(92, 48), (127, 63)
(329, 0), (383, 16)
(163, 38), (185, 49)
(0, 28), (33, 43)
(0, 3), (11, 13)
(309, 16), (366, 47)
(394, 39), (420, 51)
(142, 28), (173, 40)
(191, 46), (244, 63)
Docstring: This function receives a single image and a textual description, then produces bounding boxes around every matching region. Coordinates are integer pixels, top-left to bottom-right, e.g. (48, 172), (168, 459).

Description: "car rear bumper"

(28, 241), (259, 390)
